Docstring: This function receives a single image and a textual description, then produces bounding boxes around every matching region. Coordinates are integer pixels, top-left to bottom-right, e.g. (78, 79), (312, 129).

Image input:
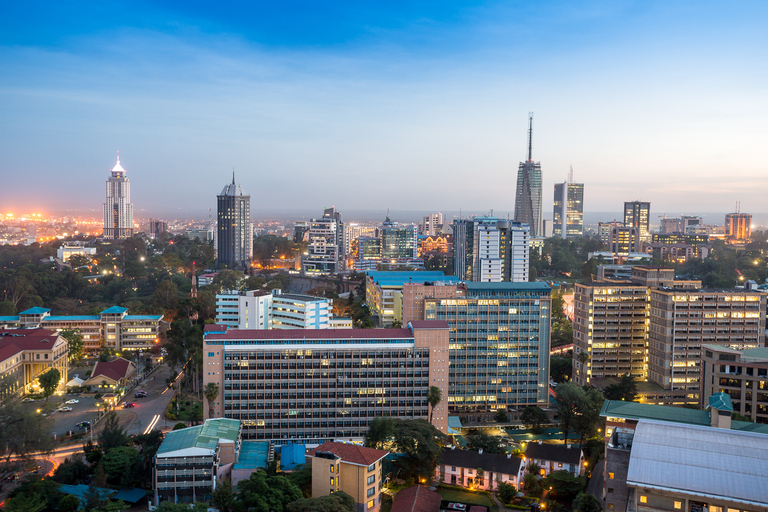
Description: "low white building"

(436, 447), (523, 491)
(215, 290), (272, 329)
(524, 441), (584, 477)
(57, 242), (96, 263)
(214, 290), (347, 330)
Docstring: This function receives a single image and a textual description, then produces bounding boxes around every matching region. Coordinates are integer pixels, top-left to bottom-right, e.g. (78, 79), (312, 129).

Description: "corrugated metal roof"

(465, 282), (551, 291)
(626, 420), (768, 507)
(366, 271), (458, 287)
(234, 440), (270, 469)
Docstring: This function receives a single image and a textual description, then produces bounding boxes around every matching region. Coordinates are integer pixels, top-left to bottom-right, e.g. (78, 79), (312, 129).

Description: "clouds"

(0, 1), (767, 218)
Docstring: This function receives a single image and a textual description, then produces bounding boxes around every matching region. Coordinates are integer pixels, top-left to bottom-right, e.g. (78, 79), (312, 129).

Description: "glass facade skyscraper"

(514, 114), (543, 237)
(217, 175), (253, 268)
(553, 182), (584, 239)
(102, 153), (134, 240)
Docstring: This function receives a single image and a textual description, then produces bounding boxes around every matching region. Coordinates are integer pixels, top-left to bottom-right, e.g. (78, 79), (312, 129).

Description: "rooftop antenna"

(527, 112), (534, 161)
(568, 165), (573, 183)
(232, 168), (235, 185)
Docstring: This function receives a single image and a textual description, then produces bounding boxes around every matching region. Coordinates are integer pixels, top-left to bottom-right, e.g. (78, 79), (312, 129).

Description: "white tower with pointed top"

(102, 152), (134, 240)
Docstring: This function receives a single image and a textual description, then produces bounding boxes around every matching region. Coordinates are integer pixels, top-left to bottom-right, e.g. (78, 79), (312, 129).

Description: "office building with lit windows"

(553, 180), (584, 239)
(217, 175), (253, 268)
(515, 114), (543, 237)
(402, 281), (552, 421)
(623, 201), (651, 242)
(302, 207), (345, 274)
(102, 153), (134, 240)
(725, 212), (752, 244)
(202, 321), (450, 445)
(701, 345), (768, 423)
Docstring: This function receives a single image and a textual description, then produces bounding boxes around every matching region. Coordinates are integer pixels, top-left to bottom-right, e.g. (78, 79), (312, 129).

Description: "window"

(368, 463), (376, 472)
(330, 477), (334, 486)
(367, 500), (375, 509)
(674, 502), (682, 510)
(367, 475), (375, 485)
(639, 496), (647, 504)
(367, 487), (375, 497)
(209, 352), (215, 357)
(558, 463), (563, 468)
(608, 472), (614, 479)
(330, 464), (334, 473)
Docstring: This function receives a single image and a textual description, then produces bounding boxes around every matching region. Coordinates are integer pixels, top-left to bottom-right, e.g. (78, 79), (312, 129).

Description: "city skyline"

(2, 2), (768, 216)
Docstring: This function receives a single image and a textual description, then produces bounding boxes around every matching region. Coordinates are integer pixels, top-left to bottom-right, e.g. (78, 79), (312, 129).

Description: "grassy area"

(439, 487), (498, 512)
(165, 395), (203, 422)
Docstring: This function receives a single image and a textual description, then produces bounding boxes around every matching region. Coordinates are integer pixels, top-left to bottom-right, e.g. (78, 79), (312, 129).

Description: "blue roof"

(101, 306), (128, 315)
(465, 282), (551, 291)
(448, 416), (463, 435)
(60, 484), (114, 503)
(19, 307), (50, 315)
(124, 315), (163, 320)
(44, 315), (100, 322)
(366, 270), (459, 287)
(0, 316), (19, 322)
(279, 443), (306, 471)
(708, 392), (734, 412)
(234, 440), (270, 470)
(113, 488), (147, 503)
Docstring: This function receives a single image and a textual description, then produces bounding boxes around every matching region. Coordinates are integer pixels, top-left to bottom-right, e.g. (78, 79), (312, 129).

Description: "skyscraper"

(472, 217), (530, 283)
(553, 168), (584, 239)
(623, 201), (651, 242)
(378, 216), (417, 259)
(302, 207), (344, 274)
(102, 153), (134, 240)
(217, 174), (252, 268)
(514, 113), (543, 237)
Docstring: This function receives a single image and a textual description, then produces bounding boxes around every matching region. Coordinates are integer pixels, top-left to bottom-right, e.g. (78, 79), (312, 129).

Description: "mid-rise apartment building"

(701, 345), (768, 424)
(214, 290), (346, 330)
(154, 418), (242, 505)
(402, 281), (552, 419)
(453, 217), (529, 283)
(0, 306), (165, 353)
(202, 321), (450, 445)
(307, 442), (389, 512)
(215, 290), (273, 329)
(302, 207), (345, 274)
(648, 288), (766, 404)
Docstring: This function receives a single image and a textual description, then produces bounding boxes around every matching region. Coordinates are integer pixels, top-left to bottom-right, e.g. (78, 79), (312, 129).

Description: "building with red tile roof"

(306, 442), (389, 512)
(0, 329), (68, 398)
(84, 357), (136, 389)
(390, 485), (441, 512)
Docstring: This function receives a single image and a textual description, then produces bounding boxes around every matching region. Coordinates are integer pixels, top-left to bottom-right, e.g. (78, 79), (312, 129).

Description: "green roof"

(157, 419), (240, 455)
(601, 400), (768, 434)
(741, 347), (768, 361)
(234, 441), (270, 469)
(708, 392), (733, 412)
(465, 282), (551, 291)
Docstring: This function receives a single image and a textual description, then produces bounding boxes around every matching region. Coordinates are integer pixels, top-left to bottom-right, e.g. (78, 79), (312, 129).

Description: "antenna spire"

(527, 112), (533, 161)
(232, 168), (235, 185)
(568, 165), (573, 183)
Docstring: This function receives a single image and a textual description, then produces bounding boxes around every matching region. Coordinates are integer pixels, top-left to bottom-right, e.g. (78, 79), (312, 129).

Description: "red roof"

(206, 328), (414, 341)
(408, 320), (449, 329)
(306, 442), (388, 466)
(391, 485), (441, 512)
(0, 329), (61, 363)
(90, 357), (134, 382)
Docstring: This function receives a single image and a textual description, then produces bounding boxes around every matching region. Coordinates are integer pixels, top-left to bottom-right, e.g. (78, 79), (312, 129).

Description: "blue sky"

(1, 1), (767, 220)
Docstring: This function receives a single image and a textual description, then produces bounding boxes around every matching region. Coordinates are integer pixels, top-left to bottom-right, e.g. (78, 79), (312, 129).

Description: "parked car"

(59, 406), (73, 412)
(135, 391), (147, 398)
(65, 399), (79, 404)
(77, 421), (90, 429)
(21, 398), (35, 403)
(122, 402), (135, 408)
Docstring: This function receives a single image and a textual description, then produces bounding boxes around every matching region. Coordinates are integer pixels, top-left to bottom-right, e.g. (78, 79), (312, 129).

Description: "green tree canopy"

(287, 491), (356, 512)
(466, 432), (505, 454)
(392, 419), (447, 480)
(520, 406), (550, 434)
(97, 412), (129, 452)
(572, 491), (603, 512)
(235, 470), (303, 512)
(603, 373), (638, 402)
(364, 416), (395, 450)
(60, 327), (85, 362)
(101, 445), (141, 487)
(38, 367), (60, 403)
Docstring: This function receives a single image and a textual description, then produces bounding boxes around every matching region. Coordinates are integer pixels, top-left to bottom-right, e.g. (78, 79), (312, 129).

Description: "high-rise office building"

(553, 169), (584, 239)
(217, 174), (253, 268)
(609, 225), (641, 258)
(514, 113), (543, 237)
(102, 153), (134, 240)
(452, 219), (474, 281)
(623, 201), (651, 242)
(379, 217), (417, 260)
(302, 207), (344, 274)
(473, 217), (529, 283)
(402, 281), (552, 421)
(420, 212), (443, 236)
(725, 212), (752, 244)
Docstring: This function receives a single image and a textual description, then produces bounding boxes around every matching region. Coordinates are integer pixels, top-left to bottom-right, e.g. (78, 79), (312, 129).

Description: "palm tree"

(204, 382), (220, 419)
(427, 386), (442, 425)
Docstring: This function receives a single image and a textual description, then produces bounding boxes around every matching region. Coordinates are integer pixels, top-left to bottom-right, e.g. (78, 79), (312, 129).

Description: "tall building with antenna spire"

(553, 166), (584, 239)
(217, 172), (253, 269)
(514, 113), (543, 237)
(102, 152), (134, 240)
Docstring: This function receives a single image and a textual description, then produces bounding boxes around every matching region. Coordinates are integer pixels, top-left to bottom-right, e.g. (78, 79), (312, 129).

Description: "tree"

(520, 406), (549, 434)
(212, 480), (235, 512)
(59, 494), (81, 512)
(235, 470), (303, 512)
(603, 373), (637, 402)
(98, 344), (116, 362)
(497, 481), (517, 503)
(427, 385), (442, 425)
(97, 412), (129, 452)
(466, 432), (505, 454)
(544, 470), (584, 504)
(53, 456), (90, 484)
(572, 492), (603, 512)
(286, 464), (312, 498)
(83, 485), (113, 512)
(6, 477), (63, 512)
(364, 416), (395, 450)
(553, 382), (584, 443)
(287, 491), (356, 512)
(550, 356), (573, 383)
(392, 419), (446, 480)
(101, 445), (140, 486)
(205, 382), (220, 419)
(173, 422), (188, 430)
(0, 401), (54, 463)
(38, 367), (60, 403)
(475, 467), (485, 487)
(495, 408), (510, 423)
(60, 327), (85, 363)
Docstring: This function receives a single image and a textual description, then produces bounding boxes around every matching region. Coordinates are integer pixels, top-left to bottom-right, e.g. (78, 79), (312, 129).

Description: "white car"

(59, 406), (73, 412)
(65, 399), (79, 404)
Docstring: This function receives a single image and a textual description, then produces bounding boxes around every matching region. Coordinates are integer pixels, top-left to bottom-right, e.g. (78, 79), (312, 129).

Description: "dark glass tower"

(217, 174), (252, 268)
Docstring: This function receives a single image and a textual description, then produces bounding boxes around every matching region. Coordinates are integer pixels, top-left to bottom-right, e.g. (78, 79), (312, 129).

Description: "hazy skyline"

(2, 1), (767, 218)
